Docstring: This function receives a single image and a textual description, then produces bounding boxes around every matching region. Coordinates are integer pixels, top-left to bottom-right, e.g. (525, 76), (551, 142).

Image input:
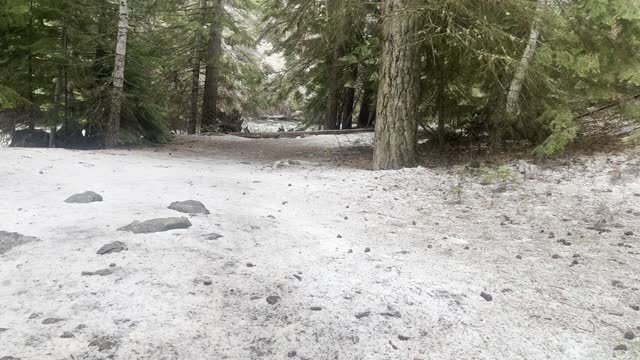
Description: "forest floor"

(1, 133), (639, 360)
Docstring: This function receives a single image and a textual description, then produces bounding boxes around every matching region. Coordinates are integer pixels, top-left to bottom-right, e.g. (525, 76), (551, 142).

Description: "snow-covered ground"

(1, 134), (639, 359)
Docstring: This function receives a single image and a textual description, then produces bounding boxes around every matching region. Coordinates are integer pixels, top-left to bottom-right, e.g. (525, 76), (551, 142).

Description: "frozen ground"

(1, 133), (639, 360)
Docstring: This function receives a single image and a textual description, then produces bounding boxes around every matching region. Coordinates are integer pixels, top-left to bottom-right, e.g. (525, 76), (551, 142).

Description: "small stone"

(630, 305), (640, 311)
(355, 311), (371, 319)
(42, 318), (64, 325)
(109, 263), (116, 268)
(0, 357), (21, 360)
(612, 280), (626, 289)
(347, 249), (353, 253)
(28, 313), (41, 319)
(0, 231), (40, 255)
(480, 292), (493, 302)
(364, 247), (371, 253)
(501, 288), (513, 293)
(168, 200), (209, 215)
(203, 233), (223, 240)
(81, 269), (114, 277)
(60, 332), (75, 338)
(552, 254), (561, 259)
(293, 274), (302, 281)
(572, 254), (581, 258)
(118, 217), (191, 234)
(412, 221), (416, 225)
(88, 336), (118, 352)
(516, 255), (522, 259)
(624, 330), (635, 340)
(266, 296), (280, 305)
(246, 263), (254, 268)
(337, 234), (342, 239)
(624, 231), (634, 236)
(570, 260), (579, 266)
(96, 241), (127, 255)
(613, 344), (628, 351)
(397, 335), (410, 341)
(464, 246), (470, 250)
(310, 306), (322, 311)
(65, 191), (103, 204)
(427, 245), (433, 249)
(344, 216), (349, 220)
(287, 351), (297, 358)
(0, 328), (8, 333)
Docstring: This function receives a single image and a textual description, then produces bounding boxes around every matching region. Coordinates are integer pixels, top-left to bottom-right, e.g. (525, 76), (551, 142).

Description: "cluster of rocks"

(0, 192), (213, 358)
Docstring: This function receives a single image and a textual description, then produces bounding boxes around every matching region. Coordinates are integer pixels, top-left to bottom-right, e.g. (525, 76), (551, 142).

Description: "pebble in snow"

(364, 247), (371, 253)
(118, 217), (192, 234)
(398, 335), (410, 341)
(355, 311), (371, 319)
(266, 296), (280, 305)
(88, 336), (118, 352)
(168, 200), (210, 215)
(41, 318), (65, 325)
(613, 344), (628, 351)
(60, 332), (75, 338)
(96, 241), (127, 255)
(287, 351), (297, 358)
(246, 263), (255, 268)
(310, 306), (322, 311)
(65, 191), (103, 204)
(480, 292), (493, 302)
(81, 269), (114, 277)
(293, 274), (302, 281)
(624, 330), (635, 340)
(631, 305), (640, 311)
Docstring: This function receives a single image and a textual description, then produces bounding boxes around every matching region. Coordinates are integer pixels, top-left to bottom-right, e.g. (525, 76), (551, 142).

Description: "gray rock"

(118, 217), (192, 234)
(202, 233), (223, 240)
(480, 292), (493, 301)
(65, 191), (103, 204)
(0, 328), (8, 333)
(82, 269), (114, 277)
(266, 296), (280, 305)
(0, 357), (21, 360)
(96, 241), (127, 255)
(0, 231), (40, 255)
(614, 344), (628, 351)
(624, 330), (635, 340)
(41, 318), (64, 325)
(88, 336), (118, 352)
(355, 311), (371, 319)
(60, 332), (75, 338)
(168, 200), (210, 215)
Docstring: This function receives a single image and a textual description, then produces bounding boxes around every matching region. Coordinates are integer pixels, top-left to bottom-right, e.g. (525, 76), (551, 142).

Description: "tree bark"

(505, 0), (546, 119)
(373, 0), (422, 170)
(202, 0), (223, 129)
(188, 0), (205, 134)
(105, 0), (129, 148)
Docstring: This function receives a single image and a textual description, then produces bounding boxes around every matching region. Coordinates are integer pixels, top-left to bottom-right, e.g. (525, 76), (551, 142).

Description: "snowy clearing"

(1, 134), (639, 360)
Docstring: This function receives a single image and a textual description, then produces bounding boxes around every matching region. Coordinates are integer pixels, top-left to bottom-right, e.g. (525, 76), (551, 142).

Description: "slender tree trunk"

(357, 84), (372, 128)
(373, 0), (422, 170)
(188, 0), (205, 134)
(324, 0), (342, 130)
(341, 66), (357, 129)
(105, 0), (129, 148)
(505, 0), (546, 119)
(27, 0), (35, 131)
(202, 0), (223, 129)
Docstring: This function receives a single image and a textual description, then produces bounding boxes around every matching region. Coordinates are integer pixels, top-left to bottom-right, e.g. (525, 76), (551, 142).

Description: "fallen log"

(230, 128), (374, 139)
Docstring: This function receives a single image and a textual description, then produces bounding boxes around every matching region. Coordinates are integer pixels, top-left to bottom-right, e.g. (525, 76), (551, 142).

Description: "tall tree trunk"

(27, 0), (34, 131)
(188, 0), (205, 134)
(341, 65), (357, 129)
(373, 0), (422, 170)
(324, 0), (342, 130)
(357, 86), (371, 128)
(105, 0), (129, 148)
(202, 0), (223, 129)
(505, 0), (546, 119)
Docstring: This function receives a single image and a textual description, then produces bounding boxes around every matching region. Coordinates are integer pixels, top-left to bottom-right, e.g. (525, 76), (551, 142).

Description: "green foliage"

(532, 110), (577, 157)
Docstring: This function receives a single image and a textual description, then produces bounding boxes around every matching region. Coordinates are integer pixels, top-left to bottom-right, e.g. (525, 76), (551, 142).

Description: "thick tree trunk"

(202, 0), (223, 129)
(105, 0), (129, 148)
(373, 0), (422, 170)
(505, 0), (546, 119)
(188, 0), (205, 134)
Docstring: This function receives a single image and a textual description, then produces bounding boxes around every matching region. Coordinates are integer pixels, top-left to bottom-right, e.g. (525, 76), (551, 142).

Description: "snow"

(0, 134), (639, 359)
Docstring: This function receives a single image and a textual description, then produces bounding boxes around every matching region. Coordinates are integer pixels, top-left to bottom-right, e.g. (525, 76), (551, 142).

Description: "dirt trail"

(0, 134), (639, 359)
